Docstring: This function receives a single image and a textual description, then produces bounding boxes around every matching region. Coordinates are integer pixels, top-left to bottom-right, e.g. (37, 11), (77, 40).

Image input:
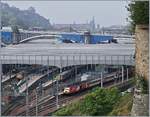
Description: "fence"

(0, 54), (135, 68)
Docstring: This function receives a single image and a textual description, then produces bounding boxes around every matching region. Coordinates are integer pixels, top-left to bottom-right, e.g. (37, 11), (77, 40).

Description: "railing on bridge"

(0, 54), (135, 67)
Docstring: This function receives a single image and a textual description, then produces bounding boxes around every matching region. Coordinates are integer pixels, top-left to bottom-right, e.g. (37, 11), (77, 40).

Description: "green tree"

(53, 87), (121, 116)
(80, 87), (120, 115)
(127, 1), (149, 32)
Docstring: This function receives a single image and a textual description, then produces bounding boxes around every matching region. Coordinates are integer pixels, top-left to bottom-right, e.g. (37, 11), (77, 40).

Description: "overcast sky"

(3, 1), (130, 27)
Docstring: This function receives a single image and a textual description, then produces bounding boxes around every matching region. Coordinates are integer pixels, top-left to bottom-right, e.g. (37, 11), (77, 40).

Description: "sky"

(3, 1), (130, 27)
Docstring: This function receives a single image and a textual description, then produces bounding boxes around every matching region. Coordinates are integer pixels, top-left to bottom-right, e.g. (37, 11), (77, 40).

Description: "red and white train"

(63, 69), (133, 94)
(63, 72), (117, 94)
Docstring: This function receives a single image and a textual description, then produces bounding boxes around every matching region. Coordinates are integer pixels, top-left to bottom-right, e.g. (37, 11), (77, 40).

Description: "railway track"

(17, 88), (92, 116)
(16, 77), (134, 116)
(4, 69), (133, 116)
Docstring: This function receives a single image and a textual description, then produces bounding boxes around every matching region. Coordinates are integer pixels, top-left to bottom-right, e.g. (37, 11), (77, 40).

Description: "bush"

(54, 87), (121, 116)
(80, 87), (120, 115)
(136, 75), (149, 94)
(127, 1), (149, 32)
(109, 93), (133, 116)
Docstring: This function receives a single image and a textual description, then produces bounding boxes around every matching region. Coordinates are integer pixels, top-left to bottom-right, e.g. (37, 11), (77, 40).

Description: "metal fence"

(0, 54), (135, 68)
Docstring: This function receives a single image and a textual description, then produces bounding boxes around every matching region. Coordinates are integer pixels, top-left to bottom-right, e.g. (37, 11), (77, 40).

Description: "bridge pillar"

(122, 66), (124, 83)
(13, 33), (20, 44)
(84, 31), (91, 44)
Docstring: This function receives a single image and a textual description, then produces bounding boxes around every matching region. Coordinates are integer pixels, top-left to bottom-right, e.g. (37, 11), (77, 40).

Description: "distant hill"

(1, 2), (51, 30)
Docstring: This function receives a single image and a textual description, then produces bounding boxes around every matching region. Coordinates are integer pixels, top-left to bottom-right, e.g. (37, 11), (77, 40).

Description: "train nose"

(63, 87), (70, 94)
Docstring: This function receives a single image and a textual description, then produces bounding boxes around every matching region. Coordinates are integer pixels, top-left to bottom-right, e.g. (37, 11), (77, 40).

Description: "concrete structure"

(0, 39), (135, 67)
(84, 31), (91, 44)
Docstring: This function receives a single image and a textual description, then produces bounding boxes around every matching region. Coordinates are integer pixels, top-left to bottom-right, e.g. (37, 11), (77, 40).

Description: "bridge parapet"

(0, 54), (135, 68)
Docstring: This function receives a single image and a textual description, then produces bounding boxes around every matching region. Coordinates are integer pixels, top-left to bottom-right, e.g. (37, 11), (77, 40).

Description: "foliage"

(109, 93), (133, 116)
(54, 102), (82, 116)
(1, 2), (51, 29)
(136, 75), (149, 94)
(54, 87), (121, 116)
(126, 1), (149, 32)
(80, 87), (120, 115)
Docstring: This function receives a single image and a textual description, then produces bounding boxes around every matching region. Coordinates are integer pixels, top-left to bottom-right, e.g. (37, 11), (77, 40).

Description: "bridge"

(0, 38), (135, 68)
(19, 34), (61, 43)
(2, 29), (134, 45)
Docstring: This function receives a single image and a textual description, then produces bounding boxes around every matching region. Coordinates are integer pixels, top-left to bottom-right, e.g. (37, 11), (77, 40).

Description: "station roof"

(0, 39), (135, 67)
(0, 39), (135, 56)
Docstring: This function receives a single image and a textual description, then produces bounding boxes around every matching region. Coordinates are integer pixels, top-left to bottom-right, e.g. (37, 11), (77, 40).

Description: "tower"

(90, 16), (95, 31)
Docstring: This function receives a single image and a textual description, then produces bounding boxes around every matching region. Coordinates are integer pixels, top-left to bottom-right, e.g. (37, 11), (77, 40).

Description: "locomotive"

(63, 72), (116, 94)
(63, 68), (133, 94)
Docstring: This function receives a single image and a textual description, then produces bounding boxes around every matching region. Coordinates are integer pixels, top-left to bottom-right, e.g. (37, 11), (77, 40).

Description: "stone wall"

(131, 25), (149, 116)
(135, 25), (149, 80)
(131, 94), (149, 116)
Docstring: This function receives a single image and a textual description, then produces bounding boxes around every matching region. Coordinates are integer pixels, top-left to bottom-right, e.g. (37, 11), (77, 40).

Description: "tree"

(127, 1), (149, 32)
(28, 7), (36, 13)
(80, 87), (120, 115)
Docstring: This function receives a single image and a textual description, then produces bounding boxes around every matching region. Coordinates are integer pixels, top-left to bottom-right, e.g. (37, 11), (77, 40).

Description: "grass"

(53, 100), (83, 116)
(108, 93), (133, 116)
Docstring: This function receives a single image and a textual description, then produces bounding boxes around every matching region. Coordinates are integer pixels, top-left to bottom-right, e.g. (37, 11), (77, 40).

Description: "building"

(1, 27), (13, 44)
(52, 17), (96, 32)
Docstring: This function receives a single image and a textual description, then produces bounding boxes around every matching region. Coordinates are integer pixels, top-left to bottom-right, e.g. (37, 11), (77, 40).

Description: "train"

(63, 68), (133, 94)
(58, 65), (86, 81)
(63, 72), (117, 94)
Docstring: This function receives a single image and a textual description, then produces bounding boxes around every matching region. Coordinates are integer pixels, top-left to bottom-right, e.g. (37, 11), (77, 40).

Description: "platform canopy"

(0, 39), (135, 67)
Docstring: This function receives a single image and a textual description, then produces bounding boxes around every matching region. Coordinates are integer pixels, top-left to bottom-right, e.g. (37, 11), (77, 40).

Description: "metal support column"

(56, 56), (62, 109)
(25, 75), (29, 116)
(9, 64), (12, 79)
(101, 72), (103, 88)
(56, 74), (59, 109)
(122, 66), (124, 83)
(52, 56), (56, 96)
(118, 65), (120, 82)
(35, 87), (38, 116)
(91, 56), (93, 71)
(86, 55), (88, 72)
(0, 55), (2, 117)
(73, 56), (76, 82)
(0, 24), (2, 117)
(75, 65), (77, 82)
(127, 67), (129, 81)
(51, 71), (54, 96)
